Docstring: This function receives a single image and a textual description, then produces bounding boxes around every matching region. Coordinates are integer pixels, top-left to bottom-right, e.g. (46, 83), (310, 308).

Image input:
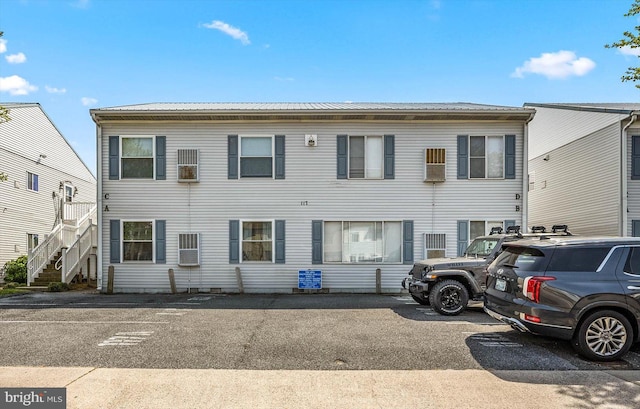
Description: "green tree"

(606, 0), (640, 88)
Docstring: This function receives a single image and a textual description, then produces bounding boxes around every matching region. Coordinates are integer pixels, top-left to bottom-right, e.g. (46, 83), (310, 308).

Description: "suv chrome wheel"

(573, 310), (633, 362)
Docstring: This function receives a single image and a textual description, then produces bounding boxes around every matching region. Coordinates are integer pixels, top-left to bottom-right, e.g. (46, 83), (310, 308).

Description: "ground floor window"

(470, 220), (503, 240)
(123, 221), (153, 261)
(27, 233), (39, 251)
(324, 221), (401, 263)
(242, 221), (273, 262)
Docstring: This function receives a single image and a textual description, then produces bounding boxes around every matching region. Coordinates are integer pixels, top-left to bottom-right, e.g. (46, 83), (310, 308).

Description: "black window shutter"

(109, 136), (119, 180)
(457, 135), (468, 179)
(275, 135), (285, 179)
(384, 134), (395, 179)
(402, 220), (414, 264)
(228, 135), (239, 179)
(312, 220), (323, 264)
(457, 220), (469, 256)
(156, 220), (166, 263)
(275, 220), (285, 263)
(505, 135), (516, 179)
(110, 219), (120, 263)
(632, 136), (640, 180)
(337, 135), (348, 179)
(229, 220), (240, 263)
(156, 136), (166, 180)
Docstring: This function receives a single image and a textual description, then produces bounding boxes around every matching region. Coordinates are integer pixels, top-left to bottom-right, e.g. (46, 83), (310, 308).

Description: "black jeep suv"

(402, 225), (571, 316)
(484, 237), (640, 361)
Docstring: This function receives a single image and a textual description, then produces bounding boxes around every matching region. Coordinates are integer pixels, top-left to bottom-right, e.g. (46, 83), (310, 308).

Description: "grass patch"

(0, 287), (29, 297)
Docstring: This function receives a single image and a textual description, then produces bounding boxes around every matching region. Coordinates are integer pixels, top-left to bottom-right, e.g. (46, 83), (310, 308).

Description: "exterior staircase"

(27, 202), (97, 287)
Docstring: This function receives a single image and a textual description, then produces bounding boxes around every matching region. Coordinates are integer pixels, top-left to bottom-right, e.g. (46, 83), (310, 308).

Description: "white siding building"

(526, 103), (640, 236)
(0, 103), (97, 271)
(90, 103), (535, 293)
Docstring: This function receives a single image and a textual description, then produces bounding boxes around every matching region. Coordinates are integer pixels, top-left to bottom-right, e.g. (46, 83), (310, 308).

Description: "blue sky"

(1, 0), (639, 174)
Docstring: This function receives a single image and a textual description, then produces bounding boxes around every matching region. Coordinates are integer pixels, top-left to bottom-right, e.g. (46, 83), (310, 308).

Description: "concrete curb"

(2, 367), (639, 409)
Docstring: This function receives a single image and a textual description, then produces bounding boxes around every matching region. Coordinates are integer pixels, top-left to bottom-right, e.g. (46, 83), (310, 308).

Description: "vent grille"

(178, 233), (200, 266)
(424, 233), (446, 259)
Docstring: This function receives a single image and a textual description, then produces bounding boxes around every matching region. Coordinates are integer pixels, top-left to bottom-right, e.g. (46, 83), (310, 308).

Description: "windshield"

(464, 238), (500, 257)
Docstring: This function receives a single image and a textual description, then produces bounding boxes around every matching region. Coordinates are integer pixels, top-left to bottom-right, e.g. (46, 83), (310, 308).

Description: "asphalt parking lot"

(1, 291), (640, 409)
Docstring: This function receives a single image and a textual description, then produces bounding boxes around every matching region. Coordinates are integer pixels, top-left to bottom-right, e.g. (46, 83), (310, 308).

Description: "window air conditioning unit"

(178, 233), (200, 266)
(424, 148), (446, 182)
(177, 149), (199, 182)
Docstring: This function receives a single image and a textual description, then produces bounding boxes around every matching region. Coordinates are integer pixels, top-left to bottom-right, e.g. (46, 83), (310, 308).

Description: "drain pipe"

(622, 113), (638, 236)
(522, 110), (536, 232)
(91, 111), (103, 290)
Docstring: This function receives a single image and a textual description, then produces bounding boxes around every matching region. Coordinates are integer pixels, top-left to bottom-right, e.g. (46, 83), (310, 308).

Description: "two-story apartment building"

(526, 103), (640, 236)
(90, 102), (535, 293)
(0, 103), (96, 273)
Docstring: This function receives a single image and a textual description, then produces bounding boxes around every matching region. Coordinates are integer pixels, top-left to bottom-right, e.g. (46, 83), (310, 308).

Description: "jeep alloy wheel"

(429, 279), (469, 316)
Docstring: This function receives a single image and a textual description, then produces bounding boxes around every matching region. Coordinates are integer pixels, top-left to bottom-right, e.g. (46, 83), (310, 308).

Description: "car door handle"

(628, 286), (640, 290)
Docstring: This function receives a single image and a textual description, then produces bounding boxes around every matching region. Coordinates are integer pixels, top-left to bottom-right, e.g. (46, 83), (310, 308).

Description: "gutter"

(522, 110), (536, 232)
(622, 113), (638, 236)
(91, 111), (103, 290)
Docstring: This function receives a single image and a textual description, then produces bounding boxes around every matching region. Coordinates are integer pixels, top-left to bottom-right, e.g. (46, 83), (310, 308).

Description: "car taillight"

(522, 276), (555, 303)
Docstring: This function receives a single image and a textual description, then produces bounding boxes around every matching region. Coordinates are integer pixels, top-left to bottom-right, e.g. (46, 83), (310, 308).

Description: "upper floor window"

(27, 172), (39, 192)
(122, 136), (154, 179)
(350, 135), (383, 179)
(457, 134), (515, 180)
(470, 135), (504, 179)
(241, 136), (273, 177)
(324, 221), (401, 263)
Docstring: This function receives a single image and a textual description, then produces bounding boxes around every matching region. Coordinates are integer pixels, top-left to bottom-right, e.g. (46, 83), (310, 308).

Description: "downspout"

(92, 111), (103, 290)
(622, 113), (638, 236)
(522, 110), (535, 232)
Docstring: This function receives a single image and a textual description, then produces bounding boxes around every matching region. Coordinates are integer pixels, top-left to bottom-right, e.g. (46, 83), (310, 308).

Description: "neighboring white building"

(0, 103), (97, 273)
(525, 103), (640, 237)
(90, 102), (535, 293)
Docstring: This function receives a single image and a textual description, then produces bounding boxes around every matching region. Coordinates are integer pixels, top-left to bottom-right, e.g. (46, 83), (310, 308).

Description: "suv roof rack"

(531, 226), (547, 233)
(505, 225), (521, 234)
(489, 227), (503, 235)
(551, 224), (572, 235)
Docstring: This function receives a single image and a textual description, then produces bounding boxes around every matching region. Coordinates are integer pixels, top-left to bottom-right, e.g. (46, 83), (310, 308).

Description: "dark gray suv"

(484, 237), (640, 361)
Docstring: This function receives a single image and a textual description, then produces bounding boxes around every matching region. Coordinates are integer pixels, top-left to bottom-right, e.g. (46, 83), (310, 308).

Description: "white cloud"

(619, 45), (640, 57)
(512, 50), (596, 79)
(0, 75), (38, 95)
(0, 39), (7, 54)
(81, 97), (98, 106)
(5, 52), (26, 64)
(46, 85), (67, 94)
(202, 20), (250, 45)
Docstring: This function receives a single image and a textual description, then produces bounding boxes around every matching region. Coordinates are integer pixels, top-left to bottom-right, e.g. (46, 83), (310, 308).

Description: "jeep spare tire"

(429, 279), (469, 316)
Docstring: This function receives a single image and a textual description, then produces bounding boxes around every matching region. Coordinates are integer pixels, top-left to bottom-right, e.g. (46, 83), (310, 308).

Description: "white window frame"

(349, 135), (384, 179)
(27, 233), (39, 252)
(241, 219), (274, 263)
(121, 220), (155, 263)
(323, 220), (403, 264)
(469, 220), (503, 241)
(239, 135), (274, 178)
(120, 135), (155, 180)
(469, 135), (504, 179)
(27, 172), (39, 192)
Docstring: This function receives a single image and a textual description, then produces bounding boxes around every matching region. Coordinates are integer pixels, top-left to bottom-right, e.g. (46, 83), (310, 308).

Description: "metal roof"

(90, 102), (535, 123)
(524, 102), (640, 115)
